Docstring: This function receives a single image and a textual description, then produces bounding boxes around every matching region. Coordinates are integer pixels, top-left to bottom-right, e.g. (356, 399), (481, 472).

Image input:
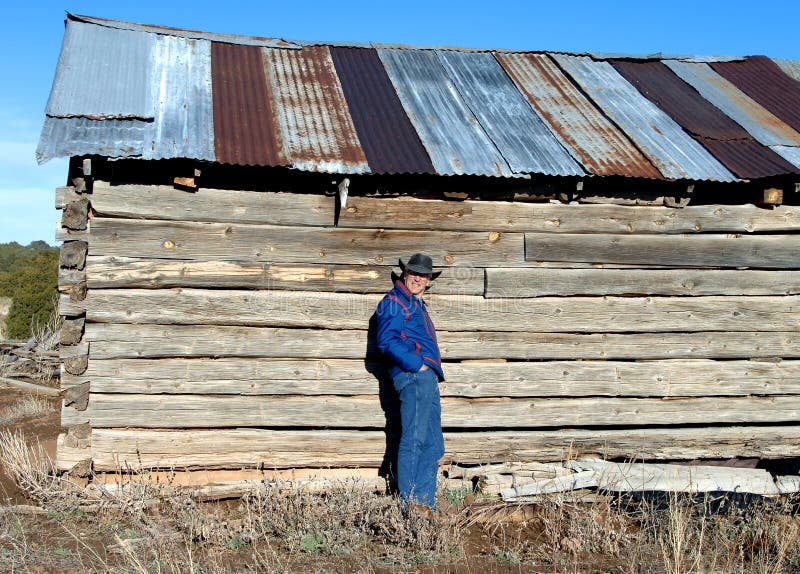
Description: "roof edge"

(68, 13), (302, 49)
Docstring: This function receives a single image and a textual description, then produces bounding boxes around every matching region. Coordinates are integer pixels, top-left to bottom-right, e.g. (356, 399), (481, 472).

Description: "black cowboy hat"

(398, 253), (442, 280)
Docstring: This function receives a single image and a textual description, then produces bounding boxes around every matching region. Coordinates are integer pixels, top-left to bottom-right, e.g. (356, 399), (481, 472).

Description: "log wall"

(56, 181), (800, 474)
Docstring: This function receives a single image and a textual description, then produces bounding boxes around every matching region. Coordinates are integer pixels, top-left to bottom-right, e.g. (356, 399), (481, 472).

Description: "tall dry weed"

(0, 429), (73, 503)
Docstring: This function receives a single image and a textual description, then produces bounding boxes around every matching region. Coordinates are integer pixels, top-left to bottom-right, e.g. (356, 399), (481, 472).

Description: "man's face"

(403, 270), (431, 296)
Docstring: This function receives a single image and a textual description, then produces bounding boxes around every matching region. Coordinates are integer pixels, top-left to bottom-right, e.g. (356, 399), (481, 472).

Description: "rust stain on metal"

(263, 45), (369, 173)
(612, 60), (800, 179)
(496, 53), (661, 179)
(712, 56), (800, 134)
(211, 42), (285, 166)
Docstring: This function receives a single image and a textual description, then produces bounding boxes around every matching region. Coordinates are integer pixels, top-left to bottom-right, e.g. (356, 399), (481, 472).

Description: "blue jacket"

(376, 280), (444, 381)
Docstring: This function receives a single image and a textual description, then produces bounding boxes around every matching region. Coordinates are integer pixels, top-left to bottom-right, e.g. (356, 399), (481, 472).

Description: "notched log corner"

(63, 381), (90, 411)
(63, 423), (91, 449)
(66, 458), (93, 479)
(63, 354), (89, 376)
(59, 241), (88, 270)
(60, 317), (86, 346)
(62, 198), (90, 231)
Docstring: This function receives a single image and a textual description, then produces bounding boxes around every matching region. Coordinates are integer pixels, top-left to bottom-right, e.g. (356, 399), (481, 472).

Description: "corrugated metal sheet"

(329, 47), (435, 175)
(36, 117), (145, 163)
(711, 56), (800, 134)
(144, 34), (214, 161)
(773, 58), (800, 82)
(665, 61), (800, 148)
(436, 51), (583, 176)
(612, 60), (799, 179)
(377, 48), (512, 177)
(71, 13), (300, 49)
(37, 14), (800, 183)
(553, 54), (736, 182)
(211, 42), (285, 166)
(497, 53), (661, 178)
(46, 19), (154, 119)
(263, 46), (369, 174)
(772, 145), (800, 168)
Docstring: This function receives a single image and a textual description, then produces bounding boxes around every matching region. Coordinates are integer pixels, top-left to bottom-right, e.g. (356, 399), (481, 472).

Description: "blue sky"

(2, 0), (799, 245)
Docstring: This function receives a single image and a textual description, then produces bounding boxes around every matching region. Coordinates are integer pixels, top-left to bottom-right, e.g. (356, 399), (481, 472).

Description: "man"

(376, 253), (444, 514)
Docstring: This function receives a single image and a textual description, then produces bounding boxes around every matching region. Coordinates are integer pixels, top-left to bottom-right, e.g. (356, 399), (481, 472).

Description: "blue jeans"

(392, 368), (445, 509)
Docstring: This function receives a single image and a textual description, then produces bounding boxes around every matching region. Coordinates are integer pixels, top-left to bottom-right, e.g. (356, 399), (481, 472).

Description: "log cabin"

(38, 13), (800, 488)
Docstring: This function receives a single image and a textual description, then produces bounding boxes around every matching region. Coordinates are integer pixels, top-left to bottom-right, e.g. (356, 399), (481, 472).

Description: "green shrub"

(1, 247), (59, 339)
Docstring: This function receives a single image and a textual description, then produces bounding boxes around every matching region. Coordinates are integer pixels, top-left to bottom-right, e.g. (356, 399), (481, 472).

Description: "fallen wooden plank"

(486, 267), (800, 297)
(339, 197), (800, 234)
(87, 182), (334, 226)
(77, 426), (800, 471)
(74, 393), (800, 429)
(83, 256), (484, 295)
(500, 471), (597, 500)
(62, 358), (800, 398)
(569, 458), (780, 495)
(66, 289), (800, 333)
(525, 232), (800, 268)
(88, 217), (526, 267)
(447, 461), (572, 480)
(0, 376), (61, 396)
(83, 323), (800, 360)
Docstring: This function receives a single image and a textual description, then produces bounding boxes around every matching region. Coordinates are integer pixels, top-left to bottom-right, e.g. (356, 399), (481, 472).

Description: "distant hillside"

(0, 241), (59, 339)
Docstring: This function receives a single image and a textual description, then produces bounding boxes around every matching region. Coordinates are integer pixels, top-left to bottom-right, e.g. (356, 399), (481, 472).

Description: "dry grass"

(3, 428), (800, 571)
(0, 395), (52, 425)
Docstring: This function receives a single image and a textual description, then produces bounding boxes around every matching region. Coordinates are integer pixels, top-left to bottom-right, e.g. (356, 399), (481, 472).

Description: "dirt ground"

(3, 385), (800, 573)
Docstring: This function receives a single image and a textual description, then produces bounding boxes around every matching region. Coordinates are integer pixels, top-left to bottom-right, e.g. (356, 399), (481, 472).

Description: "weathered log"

(63, 381), (90, 411)
(447, 461), (572, 480)
(60, 317), (85, 346)
(499, 471), (598, 499)
(72, 426), (800, 471)
(62, 198), (90, 231)
(0, 376), (61, 396)
(486, 267), (800, 297)
(65, 289), (800, 333)
(83, 256), (484, 295)
(60, 341), (89, 375)
(72, 393), (800, 429)
(567, 459), (780, 495)
(61, 358), (800, 398)
(87, 218), (525, 267)
(83, 256), (481, 294)
(59, 241), (88, 270)
(89, 182), (334, 226)
(339, 196), (800, 233)
(55, 186), (82, 209)
(526, 232), (800, 268)
(83, 323), (800, 360)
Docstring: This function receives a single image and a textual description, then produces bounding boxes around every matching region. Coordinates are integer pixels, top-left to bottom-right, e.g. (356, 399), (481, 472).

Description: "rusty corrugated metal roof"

(436, 51), (583, 176)
(262, 46), (369, 174)
(665, 61), (800, 148)
(612, 60), (799, 179)
(38, 14), (800, 183)
(497, 53), (661, 179)
(711, 56), (800, 134)
(211, 42), (284, 166)
(665, 60), (800, 170)
(329, 47), (435, 175)
(377, 48), (512, 177)
(553, 54), (736, 182)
